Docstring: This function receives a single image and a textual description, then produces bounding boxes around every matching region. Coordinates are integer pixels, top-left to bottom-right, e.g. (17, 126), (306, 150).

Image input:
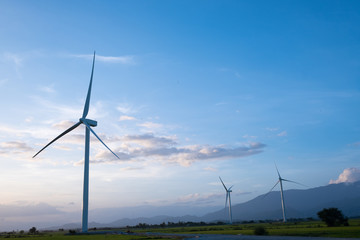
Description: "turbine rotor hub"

(80, 118), (98, 127)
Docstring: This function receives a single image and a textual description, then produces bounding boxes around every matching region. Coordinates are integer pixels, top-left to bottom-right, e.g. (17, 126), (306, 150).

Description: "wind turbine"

(265, 163), (306, 223)
(33, 52), (119, 232)
(219, 176), (233, 224)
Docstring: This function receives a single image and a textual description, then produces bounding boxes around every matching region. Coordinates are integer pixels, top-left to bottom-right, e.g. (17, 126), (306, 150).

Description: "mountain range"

(203, 180), (360, 222)
(48, 181), (360, 230)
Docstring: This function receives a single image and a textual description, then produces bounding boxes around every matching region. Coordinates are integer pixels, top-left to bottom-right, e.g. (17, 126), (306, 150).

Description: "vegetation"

(29, 227), (38, 234)
(0, 218), (359, 239)
(317, 207), (349, 227)
(134, 218), (360, 238)
(253, 225), (268, 235)
(0, 231), (178, 240)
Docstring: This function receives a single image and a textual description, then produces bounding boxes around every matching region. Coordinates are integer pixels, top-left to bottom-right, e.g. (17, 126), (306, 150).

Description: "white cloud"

(0, 202), (62, 217)
(0, 141), (33, 154)
(175, 192), (223, 205)
(123, 133), (177, 147)
(266, 127), (279, 132)
(243, 134), (257, 139)
(97, 55), (135, 64)
(204, 166), (217, 172)
(25, 117), (33, 123)
(265, 128), (287, 137)
(72, 53), (135, 64)
(277, 131), (287, 137)
(119, 115), (136, 121)
(215, 101), (227, 106)
(2, 52), (24, 78)
(0, 141), (34, 160)
(116, 103), (136, 114)
(53, 145), (72, 151)
(90, 132), (266, 167)
(30, 95), (81, 119)
(0, 124), (36, 139)
(3, 52), (23, 67)
(329, 167), (360, 184)
(52, 120), (78, 130)
(39, 85), (55, 93)
(138, 121), (163, 130)
(4, 113), (265, 166)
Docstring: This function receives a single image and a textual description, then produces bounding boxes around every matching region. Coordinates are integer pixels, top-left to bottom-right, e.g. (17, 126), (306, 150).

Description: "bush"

(254, 226), (268, 235)
(28, 227), (37, 234)
(317, 207), (348, 227)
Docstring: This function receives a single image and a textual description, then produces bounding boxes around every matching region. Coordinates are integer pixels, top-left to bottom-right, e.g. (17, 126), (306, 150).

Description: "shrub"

(254, 226), (268, 235)
(317, 208), (348, 227)
(28, 227), (37, 234)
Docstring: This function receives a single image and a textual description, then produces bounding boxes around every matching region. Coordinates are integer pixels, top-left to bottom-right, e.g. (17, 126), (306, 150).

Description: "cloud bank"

(92, 133), (266, 166)
(0, 202), (62, 218)
(0, 141), (33, 155)
(329, 167), (360, 184)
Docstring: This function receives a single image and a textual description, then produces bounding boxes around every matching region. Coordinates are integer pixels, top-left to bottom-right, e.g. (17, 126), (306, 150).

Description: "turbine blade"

(33, 121), (81, 158)
(262, 180), (280, 199)
(228, 185), (234, 191)
(282, 179), (308, 187)
(274, 162), (281, 179)
(82, 51), (96, 118)
(82, 121), (120, 159)
(219, 176), (228, 191)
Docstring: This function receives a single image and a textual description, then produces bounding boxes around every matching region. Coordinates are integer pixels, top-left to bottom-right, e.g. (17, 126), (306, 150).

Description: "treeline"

(128, 221), (225, 229)
(127, 217), (317, 229)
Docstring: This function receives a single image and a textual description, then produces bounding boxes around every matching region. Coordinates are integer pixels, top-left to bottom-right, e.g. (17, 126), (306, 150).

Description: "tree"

(28, 227), (37, 234)
(317, 208), (348, 227)
(254, 226), (268, 235)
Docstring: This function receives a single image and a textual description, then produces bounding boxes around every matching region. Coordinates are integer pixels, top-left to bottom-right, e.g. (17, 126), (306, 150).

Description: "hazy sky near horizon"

(0, 0), (360, 229)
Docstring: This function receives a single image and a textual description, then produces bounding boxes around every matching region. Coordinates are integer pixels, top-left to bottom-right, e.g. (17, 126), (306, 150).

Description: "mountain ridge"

(44, 181), (360, 230)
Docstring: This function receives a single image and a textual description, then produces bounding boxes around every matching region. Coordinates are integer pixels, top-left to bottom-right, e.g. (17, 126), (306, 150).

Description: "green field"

(0, 231), (179, 240)
(1, 219), (360, 239)
(134, 219), (360, 238)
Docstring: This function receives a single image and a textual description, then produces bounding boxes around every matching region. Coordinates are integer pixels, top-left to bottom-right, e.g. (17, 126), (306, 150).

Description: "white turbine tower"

(33, 52), (120, 233)
(219, 176), (233, 224)
(265, 164), (306, 223)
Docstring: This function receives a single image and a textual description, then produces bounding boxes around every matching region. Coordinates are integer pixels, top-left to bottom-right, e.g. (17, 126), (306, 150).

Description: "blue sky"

(0, 0), (360, 230)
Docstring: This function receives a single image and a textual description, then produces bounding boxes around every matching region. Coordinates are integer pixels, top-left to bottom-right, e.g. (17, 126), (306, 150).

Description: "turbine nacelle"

(80, 118), (97, 127)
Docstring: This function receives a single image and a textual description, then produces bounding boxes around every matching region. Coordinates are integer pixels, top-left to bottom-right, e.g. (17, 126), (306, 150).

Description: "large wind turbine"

(219, 176), (233, 224)
(265, 164), (306, 222)
(33, 52), (119, 232)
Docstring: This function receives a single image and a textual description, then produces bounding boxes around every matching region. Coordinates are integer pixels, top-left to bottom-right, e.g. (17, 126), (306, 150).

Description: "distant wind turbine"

(265, 163), (306, 222)
(219, 176), (233, 224)
(33, 52), (120, 233)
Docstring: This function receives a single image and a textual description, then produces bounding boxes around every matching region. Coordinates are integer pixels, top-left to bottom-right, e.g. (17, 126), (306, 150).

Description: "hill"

(46, 181), (360, 230)
(203, 181), (360, 222)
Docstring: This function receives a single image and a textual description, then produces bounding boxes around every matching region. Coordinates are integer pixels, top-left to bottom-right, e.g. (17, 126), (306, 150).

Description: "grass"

(134, 219), (360, 238)
(0, 231), (181, 240)
(1, 219), (360, 239)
